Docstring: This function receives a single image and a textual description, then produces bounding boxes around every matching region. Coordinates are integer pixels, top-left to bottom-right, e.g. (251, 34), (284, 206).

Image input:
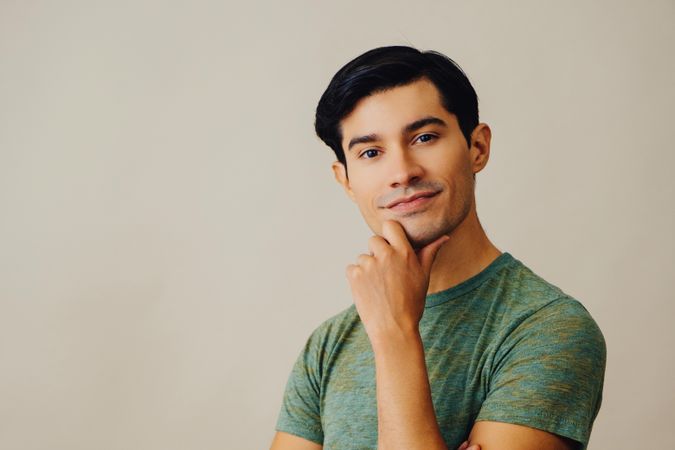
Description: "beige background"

(1, 1), (673, 449)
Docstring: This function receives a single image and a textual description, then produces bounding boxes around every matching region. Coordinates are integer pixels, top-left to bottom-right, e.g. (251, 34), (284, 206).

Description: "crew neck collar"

(424, 251), (514, 308)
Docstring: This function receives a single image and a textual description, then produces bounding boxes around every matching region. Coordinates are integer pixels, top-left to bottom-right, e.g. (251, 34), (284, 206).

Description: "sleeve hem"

(475, 409), (589, 448)
(275, 423), (324, 445)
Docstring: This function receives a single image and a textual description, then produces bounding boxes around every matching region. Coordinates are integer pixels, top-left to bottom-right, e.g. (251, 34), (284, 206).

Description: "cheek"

(357, 197), (379, 220)
(439, 157), (472, 185)
(352, 191), (383, 229)
(349, 178), (380, 208)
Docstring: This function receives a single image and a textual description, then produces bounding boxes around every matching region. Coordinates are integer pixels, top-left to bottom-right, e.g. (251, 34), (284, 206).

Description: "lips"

(386, 191), (439, 209)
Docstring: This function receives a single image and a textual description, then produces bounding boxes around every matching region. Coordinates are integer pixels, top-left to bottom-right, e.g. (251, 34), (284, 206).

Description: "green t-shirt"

(275, 252), (606, 449)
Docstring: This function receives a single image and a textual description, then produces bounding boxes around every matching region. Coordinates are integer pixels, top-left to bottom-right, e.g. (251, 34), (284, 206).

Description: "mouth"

(386, 191), (440, 213)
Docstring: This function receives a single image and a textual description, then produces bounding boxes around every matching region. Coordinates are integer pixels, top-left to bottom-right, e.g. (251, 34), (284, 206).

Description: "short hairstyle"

(314, 45), (479, 179)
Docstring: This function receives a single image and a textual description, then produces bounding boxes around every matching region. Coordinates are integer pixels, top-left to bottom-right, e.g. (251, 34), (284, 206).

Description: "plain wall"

(1, 1), (673, 449)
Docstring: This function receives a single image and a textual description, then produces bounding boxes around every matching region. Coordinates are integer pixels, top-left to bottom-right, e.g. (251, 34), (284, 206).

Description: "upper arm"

(270, 431), (323, 450)
(467, 420), (580, 450)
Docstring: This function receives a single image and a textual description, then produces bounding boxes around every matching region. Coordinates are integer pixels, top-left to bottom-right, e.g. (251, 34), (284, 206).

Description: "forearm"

(370, 328), (448, 450)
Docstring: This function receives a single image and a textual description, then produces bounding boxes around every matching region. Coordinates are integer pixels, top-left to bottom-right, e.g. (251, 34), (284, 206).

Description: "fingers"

(356, 253), (374, 267)
(368, 234), (391, 257)
(380, 220), (413, 254)
(346, 250), (377, 279)
(458, 441), (480, 450)
(417, 233), (450, 274)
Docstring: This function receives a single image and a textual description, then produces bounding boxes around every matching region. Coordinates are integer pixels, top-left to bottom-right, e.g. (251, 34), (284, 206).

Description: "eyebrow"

(347, 116), (448, 152)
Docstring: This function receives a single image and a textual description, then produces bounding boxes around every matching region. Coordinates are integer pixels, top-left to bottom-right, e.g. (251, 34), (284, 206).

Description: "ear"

(332, 161), (356, 202)
(469, 123), (492, 176)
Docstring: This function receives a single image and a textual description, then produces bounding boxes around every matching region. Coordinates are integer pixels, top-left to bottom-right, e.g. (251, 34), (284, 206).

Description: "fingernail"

(468, 445), (479, 450)
(458, 442), (468, 450)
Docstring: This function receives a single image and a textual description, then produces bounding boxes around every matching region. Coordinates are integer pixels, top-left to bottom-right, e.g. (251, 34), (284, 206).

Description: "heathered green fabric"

(275, 252), (606, 450)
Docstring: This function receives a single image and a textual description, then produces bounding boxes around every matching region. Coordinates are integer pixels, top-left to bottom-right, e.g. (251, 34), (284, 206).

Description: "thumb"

(417, 234), (450, 274)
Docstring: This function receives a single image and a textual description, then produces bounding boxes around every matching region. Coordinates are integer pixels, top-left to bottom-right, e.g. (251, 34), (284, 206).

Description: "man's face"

(332, 77), (489, 251)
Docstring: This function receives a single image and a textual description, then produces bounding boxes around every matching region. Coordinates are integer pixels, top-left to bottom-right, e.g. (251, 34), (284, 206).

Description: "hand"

(345, 219), (449, 341)
(458, 441), (480, 450)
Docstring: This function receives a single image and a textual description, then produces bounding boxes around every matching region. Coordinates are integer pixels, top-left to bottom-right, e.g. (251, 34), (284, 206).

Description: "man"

(270, 46), (606, 450)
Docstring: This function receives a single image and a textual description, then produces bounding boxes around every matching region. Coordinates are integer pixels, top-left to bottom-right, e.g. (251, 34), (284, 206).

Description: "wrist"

(368, 325), (423, 354)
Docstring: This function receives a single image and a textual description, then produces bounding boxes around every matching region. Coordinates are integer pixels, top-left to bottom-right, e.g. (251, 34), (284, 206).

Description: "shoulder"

(480, 254), (606, 368)
(307, 303), (361, 343)
(508, 295), (606, 360)
(489, 255), (602, 334)
(492, 254), (569, 312)
(299, 304), (363, 370)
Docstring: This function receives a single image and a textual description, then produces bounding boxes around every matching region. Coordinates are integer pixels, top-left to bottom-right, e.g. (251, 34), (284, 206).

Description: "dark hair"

(314, 45), (479, 178)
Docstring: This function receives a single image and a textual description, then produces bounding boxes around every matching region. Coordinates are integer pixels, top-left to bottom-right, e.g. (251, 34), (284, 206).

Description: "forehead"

(340, 78), (450, 147)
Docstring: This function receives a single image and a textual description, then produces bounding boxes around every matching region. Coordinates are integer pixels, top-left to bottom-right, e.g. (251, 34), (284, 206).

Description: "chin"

(400, 222), (447, 251)
(408, 235), (442, 251)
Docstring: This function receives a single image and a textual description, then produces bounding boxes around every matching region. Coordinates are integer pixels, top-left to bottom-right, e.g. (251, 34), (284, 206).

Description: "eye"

(415, 133), (437, 144)
(358, 149), (381, 159)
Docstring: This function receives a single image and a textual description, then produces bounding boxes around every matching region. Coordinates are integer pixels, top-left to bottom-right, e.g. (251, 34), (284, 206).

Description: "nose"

(388, 147), (425, 188)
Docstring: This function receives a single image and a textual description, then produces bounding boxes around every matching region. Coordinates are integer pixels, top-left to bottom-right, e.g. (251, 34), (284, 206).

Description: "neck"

(426, 201), (502, 295)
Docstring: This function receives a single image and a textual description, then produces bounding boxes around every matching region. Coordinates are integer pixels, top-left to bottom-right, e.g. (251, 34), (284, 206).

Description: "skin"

(270, 77), (578, 450)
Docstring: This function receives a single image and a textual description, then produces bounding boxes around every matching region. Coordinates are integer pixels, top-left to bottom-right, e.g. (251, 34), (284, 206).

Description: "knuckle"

(357, 254), (371, 266)
(368, 235), (384, 248)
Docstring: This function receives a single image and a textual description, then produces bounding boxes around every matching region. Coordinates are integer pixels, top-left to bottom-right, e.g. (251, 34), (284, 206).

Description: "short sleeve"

(476, 297), (607, 449)
(275, 330), (324, 445)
